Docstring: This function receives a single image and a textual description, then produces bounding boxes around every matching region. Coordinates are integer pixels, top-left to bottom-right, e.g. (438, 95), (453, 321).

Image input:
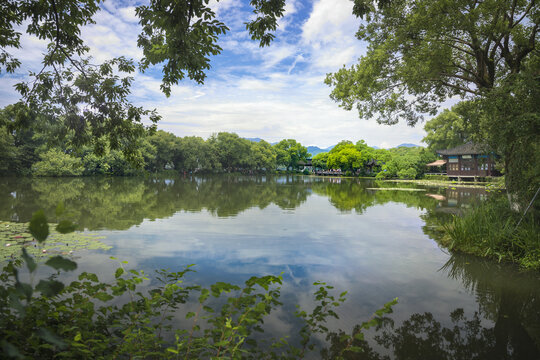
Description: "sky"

(0, 0), (439, 149)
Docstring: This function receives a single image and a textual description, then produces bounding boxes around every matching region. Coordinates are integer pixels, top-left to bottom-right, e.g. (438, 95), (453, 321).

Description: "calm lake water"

(1, 175), (539, 359)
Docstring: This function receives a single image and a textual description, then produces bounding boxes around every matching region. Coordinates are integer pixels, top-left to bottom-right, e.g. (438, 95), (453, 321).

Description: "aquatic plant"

(443, 196), (540, 270)
(0, 221), (111, 261)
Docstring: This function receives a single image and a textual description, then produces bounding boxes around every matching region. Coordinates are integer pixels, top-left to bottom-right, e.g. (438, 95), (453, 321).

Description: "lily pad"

(0, 221), (111, 262)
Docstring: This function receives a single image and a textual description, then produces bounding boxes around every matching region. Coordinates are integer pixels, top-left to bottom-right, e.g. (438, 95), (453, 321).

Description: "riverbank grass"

(442, 197), (540, 270)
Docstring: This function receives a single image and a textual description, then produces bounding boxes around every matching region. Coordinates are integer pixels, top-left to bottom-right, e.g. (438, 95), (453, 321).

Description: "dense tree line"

(313, 140), (436, 179)
(0, 112), (316, 175)
(1, 109), (436, 179)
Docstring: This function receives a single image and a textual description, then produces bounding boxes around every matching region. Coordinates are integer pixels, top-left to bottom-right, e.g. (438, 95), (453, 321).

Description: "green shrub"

(443, 196), (540, 270)
(32, 149), (84, 177)
(397, 167), (417, 179)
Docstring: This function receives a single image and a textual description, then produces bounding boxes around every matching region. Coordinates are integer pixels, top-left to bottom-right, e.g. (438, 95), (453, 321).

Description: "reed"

(443, 196), (540, 270)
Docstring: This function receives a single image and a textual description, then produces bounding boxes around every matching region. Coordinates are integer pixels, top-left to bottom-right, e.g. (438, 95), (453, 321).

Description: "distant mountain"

(307, 145), (334, 157)
(396, 143), (421, 148)
(372, 146), (380, 150)
(245, 137), (264, 143)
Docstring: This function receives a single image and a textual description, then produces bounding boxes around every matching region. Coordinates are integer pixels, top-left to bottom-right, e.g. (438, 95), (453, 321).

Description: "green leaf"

(55, 202), (65, 218)
(15, 282), (33, 301)
(37, 328), (67, 349)
(45, 256), (77, 272)
(29, 210), (49, 243)
(21, 248), (37, 273)
(95, 292), (114, 302)
(186, 312), (196, 319)
(56, 220), (77, 234)
(36, 280), (65, 297)
(74, 332), (82, 342)
(1, 340), (23, 359)
(115, 268), (124, 278)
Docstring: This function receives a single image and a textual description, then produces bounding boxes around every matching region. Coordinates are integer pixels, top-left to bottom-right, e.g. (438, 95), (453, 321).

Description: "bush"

(32, 149), (84, 177)
(443, 196), (540, 270)
(397, 167), (417, 179)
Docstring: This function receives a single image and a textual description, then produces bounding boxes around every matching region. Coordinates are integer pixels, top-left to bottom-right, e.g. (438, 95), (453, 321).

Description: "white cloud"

(0, 0), (431, 148)
(301, 0), (357, 46)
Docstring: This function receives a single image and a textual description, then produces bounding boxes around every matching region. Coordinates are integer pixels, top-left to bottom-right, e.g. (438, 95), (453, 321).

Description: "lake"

(1, 175), (539, 359)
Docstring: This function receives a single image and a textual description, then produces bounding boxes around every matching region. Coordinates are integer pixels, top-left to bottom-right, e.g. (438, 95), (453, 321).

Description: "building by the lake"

(428, 142), (499, 180)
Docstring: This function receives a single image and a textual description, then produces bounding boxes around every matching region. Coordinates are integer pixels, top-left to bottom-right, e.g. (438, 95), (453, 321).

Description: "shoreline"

(381, 178), (505, 189)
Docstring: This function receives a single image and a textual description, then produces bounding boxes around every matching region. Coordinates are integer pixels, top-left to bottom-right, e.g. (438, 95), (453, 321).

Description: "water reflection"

(0, 176), (313, 229)
(1, 175), (538, 358)
(0, 175), (465, 230)
(322, 254), (540, 359)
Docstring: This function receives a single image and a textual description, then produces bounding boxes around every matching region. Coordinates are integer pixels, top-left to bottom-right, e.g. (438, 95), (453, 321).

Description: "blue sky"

(0, 0), (433, 148)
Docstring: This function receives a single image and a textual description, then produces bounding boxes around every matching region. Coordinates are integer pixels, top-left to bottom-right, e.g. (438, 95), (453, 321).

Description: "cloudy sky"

(0, 0), (438, 149)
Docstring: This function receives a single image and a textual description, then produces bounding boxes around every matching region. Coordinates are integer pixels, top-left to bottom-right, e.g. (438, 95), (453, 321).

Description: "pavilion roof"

(437, 142), (487, 156)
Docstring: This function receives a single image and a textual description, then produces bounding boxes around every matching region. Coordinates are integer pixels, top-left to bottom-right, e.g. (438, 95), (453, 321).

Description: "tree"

(1, 0), (286, 160)
(250, 140), (277, 171)
(327, 142), (364, 172)
(422, 107), (471, 151)
(208, 132), (252, 171)
(0, 126), (19, 175)
(326, 0), (539, 125)
(32, 148), (84, 176)
(325, 0), (539, 200)
(312, 152), (329, 170)
(146, 130), (181, 172)
(274, 139), (310, 170)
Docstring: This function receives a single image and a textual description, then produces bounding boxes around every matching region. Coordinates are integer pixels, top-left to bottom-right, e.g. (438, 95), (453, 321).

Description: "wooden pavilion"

(433, 143), (499, 180)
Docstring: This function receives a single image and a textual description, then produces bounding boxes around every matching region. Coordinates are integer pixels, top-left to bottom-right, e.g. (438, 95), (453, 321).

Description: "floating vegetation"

(367, 188), (426, 192)
(0, 221), (111, 261)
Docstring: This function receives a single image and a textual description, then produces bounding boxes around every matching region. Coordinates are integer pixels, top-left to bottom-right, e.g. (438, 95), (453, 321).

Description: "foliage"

(376, 147), (436, 180)
(312, 152), (329, 170)
(273, 139), (310, 171)
(209, 132), (253, 171)
(326, 0), (539, 125)
(327, 141), (364, 172)
(469, 65), (540, 207)
(422, 106), (471, 151)
(0, 210), (397, 359)
(32, 148), (84, 177)
(443, 196), (540, 270)
(0, 0), (291, 162)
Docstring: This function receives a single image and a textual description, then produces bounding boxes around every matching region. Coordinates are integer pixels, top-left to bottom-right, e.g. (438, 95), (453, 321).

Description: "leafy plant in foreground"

(0, 209), (397, 359)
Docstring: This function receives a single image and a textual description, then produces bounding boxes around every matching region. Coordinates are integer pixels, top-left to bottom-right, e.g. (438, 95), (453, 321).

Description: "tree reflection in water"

(1, 175), (539, 358)
(323, 254), (540, 359)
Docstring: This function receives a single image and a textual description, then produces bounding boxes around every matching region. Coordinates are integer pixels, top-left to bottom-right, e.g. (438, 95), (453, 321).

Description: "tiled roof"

(436, 142), (487, 155)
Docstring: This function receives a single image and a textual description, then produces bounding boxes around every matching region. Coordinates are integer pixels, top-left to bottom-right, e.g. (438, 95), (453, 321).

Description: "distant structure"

(428, 143), (499, 180)
(298, 159), (313, 172)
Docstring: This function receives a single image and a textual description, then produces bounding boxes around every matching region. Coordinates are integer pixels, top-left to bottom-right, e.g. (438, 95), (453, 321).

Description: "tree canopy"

(0, 0), (287, 160)
(326, 0), (539, 125)
(422, 106), (471, 151)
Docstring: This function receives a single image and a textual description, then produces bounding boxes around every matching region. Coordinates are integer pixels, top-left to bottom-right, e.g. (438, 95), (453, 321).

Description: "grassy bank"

(440, 197), (540, 270)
